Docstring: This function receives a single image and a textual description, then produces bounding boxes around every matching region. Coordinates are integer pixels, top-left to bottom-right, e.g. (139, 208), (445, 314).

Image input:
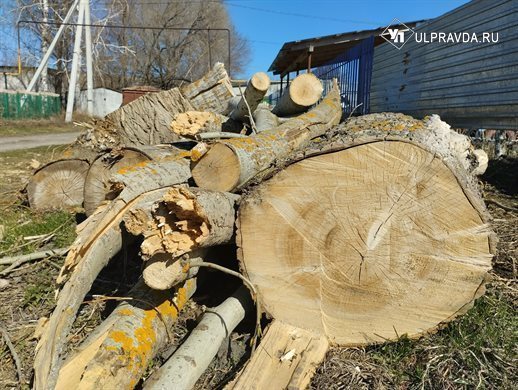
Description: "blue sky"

(226, 0), (470, 78)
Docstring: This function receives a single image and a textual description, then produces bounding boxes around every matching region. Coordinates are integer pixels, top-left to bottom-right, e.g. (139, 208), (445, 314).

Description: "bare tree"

(12, 0), (250, 94)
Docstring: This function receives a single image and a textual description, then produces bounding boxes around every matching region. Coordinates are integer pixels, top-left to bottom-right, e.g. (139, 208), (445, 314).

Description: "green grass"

(0, 205), (76, 256)
(368, 286), (517, 389)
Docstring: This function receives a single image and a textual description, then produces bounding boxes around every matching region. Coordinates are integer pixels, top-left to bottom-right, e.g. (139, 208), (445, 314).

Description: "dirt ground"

(0, 146), (516, 389)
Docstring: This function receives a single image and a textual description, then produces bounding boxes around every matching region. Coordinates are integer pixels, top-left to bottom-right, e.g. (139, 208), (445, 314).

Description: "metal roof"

(268, 21), (425, 76)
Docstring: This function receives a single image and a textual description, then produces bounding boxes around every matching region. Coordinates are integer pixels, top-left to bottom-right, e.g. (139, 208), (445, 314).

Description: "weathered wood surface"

(126, 187), (240, 261)
(236, 120), (495, 346)
(272, 73), (323, 116)
(33, 152), (192, 390)
(144, 286), (252, 389)
(26, 159), (90, 210)
(229, 72), (270, 122)
(227, 321), (329, 390)
(55, 278), (197, 390)
(192, 80), (341, 192)
(82, 145), (185, 216)
(74, 63), (234, 151)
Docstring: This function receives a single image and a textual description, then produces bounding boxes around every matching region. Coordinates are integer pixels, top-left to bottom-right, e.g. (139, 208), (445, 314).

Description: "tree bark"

(74, 63), (234, 151)
(253, 105), (279, 132)
(236, 120), (495, 346)
(55, 278), (197, 390)
(271, 73), (323, 116)
(229, 72), (270, 122)
(180, 62), (235, 114)
(33, 152), (192, 390)
(170, 111), (243, 138)
(191, 80), (341, 192)
(143, 286), (252, 390)
(83, 146), (181, 216)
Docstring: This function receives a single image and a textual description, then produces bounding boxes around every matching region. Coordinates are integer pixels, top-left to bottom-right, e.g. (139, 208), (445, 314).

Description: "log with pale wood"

(271, 72), (323, 116)
(228, 72), (271, 122)
(191, 79), (342, 192)
(26, 64), (496, 390)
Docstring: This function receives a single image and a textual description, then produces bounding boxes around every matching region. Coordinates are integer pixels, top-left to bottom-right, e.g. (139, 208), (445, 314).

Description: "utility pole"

(65, 0), (85, 122)
(84, 0), (94, 116)
(27, 0), (80, 92)
(41, 0), (49, 92)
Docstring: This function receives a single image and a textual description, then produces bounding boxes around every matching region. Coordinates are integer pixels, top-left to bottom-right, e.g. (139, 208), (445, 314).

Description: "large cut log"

(192, 80), (341, 192)
(55, 278), (197, 390)
(181, 62), (235, 114)
(271, 73), (323, 116)
(170, 111), (243, 138)
(253, 104), (278, 132)
(125, 187), (239, 262)
(236, 120), (495, 346)
(74, 63), (234, 151)
(33, 151), (192, 390)
(83, 145), (180, 216)
(226, 321), (329, 390)
(144, 286), (252, 389)
(26, 159), (90, 210)
(228, 72), (271, 122)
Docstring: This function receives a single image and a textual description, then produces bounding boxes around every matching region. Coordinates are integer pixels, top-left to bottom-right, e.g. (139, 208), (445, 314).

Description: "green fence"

(0, 91), (61, 119)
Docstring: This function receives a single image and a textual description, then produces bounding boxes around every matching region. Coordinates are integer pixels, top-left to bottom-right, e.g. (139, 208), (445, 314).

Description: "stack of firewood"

(26, 64), (494, 390)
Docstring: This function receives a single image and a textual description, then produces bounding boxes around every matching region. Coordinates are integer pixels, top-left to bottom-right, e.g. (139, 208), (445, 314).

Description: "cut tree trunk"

(55, 278), (197, 390)
(26, 159), (90, 210)
(229, 72), (271, 122)
(83, 145), (179, 216)
(142, 250), (204, 290)
(125, 187), (239, 261)
(170, 111), (243, 138)
(34, 152), (192, 390)
(181, 62), (235, 114)
(236, 129), (495, 346)
(253, 106), (279, 132)
(191, 80), (341, 192)
(74, 63), (234, 151)
(226, 321), (329, 390)
(271, 73), (323, 116)
(144, 286), (252, 390)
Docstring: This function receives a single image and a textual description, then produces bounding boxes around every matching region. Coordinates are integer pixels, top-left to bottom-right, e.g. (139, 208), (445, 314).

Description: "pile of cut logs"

(26, 64), (494, 390)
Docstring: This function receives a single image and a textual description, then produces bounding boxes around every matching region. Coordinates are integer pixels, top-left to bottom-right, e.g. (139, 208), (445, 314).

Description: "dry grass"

(0, 114), (91, 137)
(0, 151), (516, 389)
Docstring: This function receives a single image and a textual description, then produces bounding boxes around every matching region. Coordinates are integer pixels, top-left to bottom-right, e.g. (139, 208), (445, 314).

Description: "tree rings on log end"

(289, 73), (323, 106)
(237, 141), (493, 346)
(27, 159), (89, 210)
(191, 143), (241, 191)
(250, 72), (271, 92)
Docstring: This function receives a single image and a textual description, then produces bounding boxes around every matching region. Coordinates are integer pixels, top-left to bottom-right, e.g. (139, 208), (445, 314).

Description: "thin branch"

(0, 325), (24, 384)
(0, 247), (69, 275)
(195, 132), (248, 140)
(238, 84), (258, 134)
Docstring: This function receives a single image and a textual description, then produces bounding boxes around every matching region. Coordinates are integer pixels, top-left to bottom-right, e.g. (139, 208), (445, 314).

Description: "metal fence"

(0, 91), (61, 119)
(314, 36), (375, 116)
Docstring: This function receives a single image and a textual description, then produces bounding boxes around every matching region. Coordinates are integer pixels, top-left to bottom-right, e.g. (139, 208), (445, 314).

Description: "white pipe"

(65, 0), (85, 122)
(84, 0), (94, 116)
(26, 0), (80, 92)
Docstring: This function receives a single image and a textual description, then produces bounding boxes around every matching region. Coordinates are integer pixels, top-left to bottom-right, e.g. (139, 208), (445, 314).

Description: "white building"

(77, 88), (122, 118)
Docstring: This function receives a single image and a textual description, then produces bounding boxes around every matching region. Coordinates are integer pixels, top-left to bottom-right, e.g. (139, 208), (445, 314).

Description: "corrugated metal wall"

(370, 0), (518, 129)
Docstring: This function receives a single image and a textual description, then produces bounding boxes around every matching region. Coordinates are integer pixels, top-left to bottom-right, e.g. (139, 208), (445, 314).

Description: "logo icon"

(381, 18), (415, 49)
